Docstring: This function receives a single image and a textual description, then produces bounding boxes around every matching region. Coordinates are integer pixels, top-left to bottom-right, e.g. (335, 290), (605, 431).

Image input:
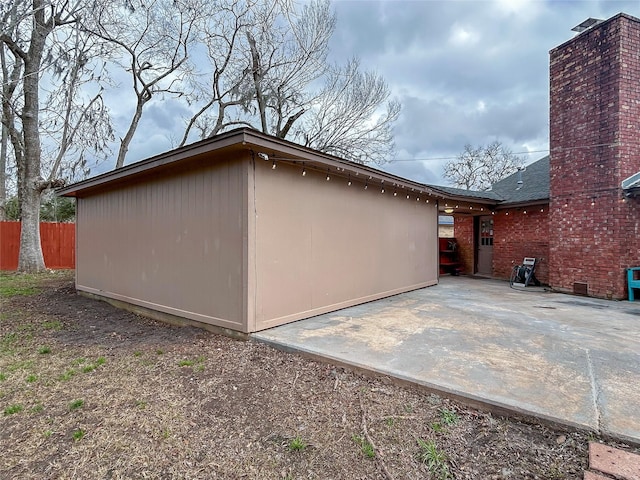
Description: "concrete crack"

(585, 348), (602, 433)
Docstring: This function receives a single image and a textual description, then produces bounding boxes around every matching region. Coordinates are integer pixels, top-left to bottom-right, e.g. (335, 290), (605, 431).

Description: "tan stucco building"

(59, 129), (442, 333)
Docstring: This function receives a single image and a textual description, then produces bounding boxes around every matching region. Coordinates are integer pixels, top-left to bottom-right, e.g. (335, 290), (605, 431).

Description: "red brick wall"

(453, 216), (474, 274)
(453, 211), (550, 284)
(493, 208), (549, 284)
(549, 14), (640, 299)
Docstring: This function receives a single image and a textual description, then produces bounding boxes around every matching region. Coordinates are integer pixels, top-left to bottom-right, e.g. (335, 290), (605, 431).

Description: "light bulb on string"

(271, 161), (276, 170)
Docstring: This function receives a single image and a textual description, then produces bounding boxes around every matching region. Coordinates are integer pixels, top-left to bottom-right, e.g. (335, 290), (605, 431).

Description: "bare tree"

(85, 0), (201, 168)
(294, 58), (400, 165)
(444, 141), (524, 191)
(242, 0), (335, 138)
(178, 0), (257, 145)
(180, 0), (399, 164)
(1, 0), (113, 272)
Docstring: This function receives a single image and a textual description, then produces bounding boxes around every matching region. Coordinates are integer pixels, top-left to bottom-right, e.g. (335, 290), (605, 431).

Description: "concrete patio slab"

(253, 276), (640, 444)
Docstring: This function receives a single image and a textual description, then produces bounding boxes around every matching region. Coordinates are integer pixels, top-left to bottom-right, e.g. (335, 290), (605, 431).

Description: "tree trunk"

(246, 33), (268, 133)
(18, 182), (44, 271)
(17, 0), (49, 272)
(0, 124), (7, 221)
(116, 97), (145, 169)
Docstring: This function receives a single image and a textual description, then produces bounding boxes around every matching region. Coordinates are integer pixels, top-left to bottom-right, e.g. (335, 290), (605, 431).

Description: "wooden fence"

(0, 222), (75, 270)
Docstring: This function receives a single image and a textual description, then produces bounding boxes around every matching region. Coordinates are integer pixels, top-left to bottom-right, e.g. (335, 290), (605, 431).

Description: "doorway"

(476, 216), (494, 276)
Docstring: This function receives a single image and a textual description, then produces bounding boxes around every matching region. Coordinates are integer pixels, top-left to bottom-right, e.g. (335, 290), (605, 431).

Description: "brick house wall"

(549, 13), (640, 299)
(493, 209), (549, 284)
(454, 210), (550, 284)
(453, 216), (474, 274)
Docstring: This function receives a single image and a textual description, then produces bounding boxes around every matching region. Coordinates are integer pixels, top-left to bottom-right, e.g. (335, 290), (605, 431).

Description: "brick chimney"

(549, 13), (640, 299)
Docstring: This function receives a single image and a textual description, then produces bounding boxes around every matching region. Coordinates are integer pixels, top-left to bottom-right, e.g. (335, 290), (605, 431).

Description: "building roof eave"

(57, 128), (437, 198)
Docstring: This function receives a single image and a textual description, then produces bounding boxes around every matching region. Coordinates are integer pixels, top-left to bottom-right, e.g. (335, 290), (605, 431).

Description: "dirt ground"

(0, 271), (635, 479)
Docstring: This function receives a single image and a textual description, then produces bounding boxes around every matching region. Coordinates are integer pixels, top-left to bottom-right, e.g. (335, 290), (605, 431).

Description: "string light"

(381, 187), (385, 193)
(271, 161), (276, 170)
(326, 169), (330, 181)
(347, 175), (352, 186)
(301, 163), (306, 176)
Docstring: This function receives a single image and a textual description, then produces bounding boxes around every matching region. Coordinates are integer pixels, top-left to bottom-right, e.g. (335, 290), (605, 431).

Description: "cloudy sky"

(109, 0), (639, 186)
(328, 0), (638, 184)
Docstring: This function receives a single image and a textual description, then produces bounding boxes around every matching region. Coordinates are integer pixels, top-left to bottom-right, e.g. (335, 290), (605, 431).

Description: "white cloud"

(449, 23), (479, 46)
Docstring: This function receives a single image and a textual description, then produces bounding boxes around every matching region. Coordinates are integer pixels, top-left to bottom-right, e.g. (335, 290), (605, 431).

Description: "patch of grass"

(72, 358), (86, 366)
(69, 399), (84, 411)
(288, 436), (307, 452)
(0, 284), (39, 296)
(4, 404), (24, 415)
(352, 434), (375, 458)
(59, 369), (76, 381)
(385, 416), (396, 427)
(26, 374), (38, 383)
(44, 430), (53, 438)
(0, 372), (6, 382)
(42, 320), (63, 330)
(417, 439), (450, 479)
(38, 346), (51, 354)
(430, 422), (444, 433)
(1, 332), (18, 353)
(72, 429), (85, 441)
(178, 359), (194, 367)
(439, 408), (459, 426)
(31, 403), (44, 413)
(7, 360), (34, 372)
(135, 400), (147, 409)
(134, 351), (142, 357)
(82, 357), (105, 373)
(156, 349), (164, 355)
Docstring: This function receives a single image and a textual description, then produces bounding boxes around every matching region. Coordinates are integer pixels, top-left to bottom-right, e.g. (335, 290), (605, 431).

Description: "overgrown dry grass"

(0, 270), (624, 479)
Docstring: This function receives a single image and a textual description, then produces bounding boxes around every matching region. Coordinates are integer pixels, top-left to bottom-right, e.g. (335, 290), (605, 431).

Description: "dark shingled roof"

(490, 156), (549, 204)
(427, 184), (503, 201)
(426, 155), (550, 206)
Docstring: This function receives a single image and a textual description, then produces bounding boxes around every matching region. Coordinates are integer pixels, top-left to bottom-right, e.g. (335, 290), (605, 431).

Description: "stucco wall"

(251, 159), (439, 330)
(76, 159), (247, 330)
